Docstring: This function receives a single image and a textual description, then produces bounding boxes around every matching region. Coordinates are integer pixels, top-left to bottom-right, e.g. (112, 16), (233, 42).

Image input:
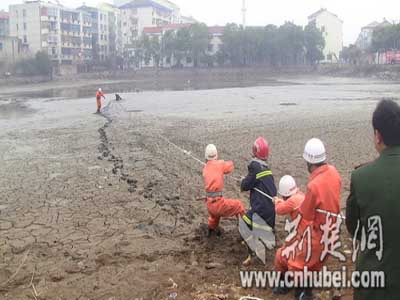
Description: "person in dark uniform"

(115, 94), (122, 101)
(346, 99), (400, 300)
(241, 137), (277, 229)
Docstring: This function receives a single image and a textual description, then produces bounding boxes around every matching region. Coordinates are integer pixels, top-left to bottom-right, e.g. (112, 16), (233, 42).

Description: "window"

(23, 35), (27, 43)
(208, 44), (213, 52)
(23, 23), (27, 30)
(186, 57), (192, 64)
(0, 42), (3, 51)
(23, 9), (26, 17)
(16, 24), (19, 30)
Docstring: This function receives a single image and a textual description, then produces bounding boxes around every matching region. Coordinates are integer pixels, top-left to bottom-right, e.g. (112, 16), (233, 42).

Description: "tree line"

(341, 23), (400, 64)
(134, 22), (326, 68)
(370, 23), (400, 52)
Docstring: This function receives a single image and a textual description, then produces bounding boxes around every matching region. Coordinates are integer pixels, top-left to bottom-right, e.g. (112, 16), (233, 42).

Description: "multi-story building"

(0, 11), (9, 36)
(9, 1), (92, 64)
(356, 19), (391, 51)
(0, 36), (22, 65)
(120, 0), (181, 47)
(115, 0), (180, 22)
(77, 5), (111, 61)
(308, 8), (343, 62)
(98, 3), (123, 57)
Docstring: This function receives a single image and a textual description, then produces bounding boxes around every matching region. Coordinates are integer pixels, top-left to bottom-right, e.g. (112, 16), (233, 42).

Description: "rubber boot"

(272, 285), (290, 295)
(207, 227), (222, 237)
(295, 288), (313, 300)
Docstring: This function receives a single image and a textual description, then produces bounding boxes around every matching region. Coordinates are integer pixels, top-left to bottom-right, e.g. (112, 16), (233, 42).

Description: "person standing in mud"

(96, 88), (106, 114)
(346, 99), (400, 300)
(274, 138), (341, 300)
(203, 144), (245, 237)
(241, 137), (277, 229)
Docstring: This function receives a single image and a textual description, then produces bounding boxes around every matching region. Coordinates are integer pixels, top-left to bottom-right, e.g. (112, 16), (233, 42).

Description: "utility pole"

(242, 0), (246, 29)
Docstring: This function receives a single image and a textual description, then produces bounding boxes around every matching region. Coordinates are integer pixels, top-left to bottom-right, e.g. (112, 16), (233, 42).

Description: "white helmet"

(98, 88), (102, 92)
(205, 144), (218, 160)
(278, 175), (298, 197)
(303, 138), (326, 164)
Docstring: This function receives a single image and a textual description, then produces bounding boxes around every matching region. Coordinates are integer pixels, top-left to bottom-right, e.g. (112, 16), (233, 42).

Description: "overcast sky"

(1, 0), (400, 45)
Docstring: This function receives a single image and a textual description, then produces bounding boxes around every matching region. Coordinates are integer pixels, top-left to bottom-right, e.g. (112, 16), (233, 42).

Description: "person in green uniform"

(346, 99), (400, 300)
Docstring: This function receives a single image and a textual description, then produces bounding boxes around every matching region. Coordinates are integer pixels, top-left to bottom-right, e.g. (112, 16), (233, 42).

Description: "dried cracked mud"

(1, 75), (399, 300)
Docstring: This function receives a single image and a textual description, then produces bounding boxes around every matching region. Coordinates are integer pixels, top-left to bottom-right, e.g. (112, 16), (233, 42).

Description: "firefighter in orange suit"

(202, 144), (245, 236)
(273, 175), (305, 287)
(273, 138), (342, 300)
(96, 88), (105, 113)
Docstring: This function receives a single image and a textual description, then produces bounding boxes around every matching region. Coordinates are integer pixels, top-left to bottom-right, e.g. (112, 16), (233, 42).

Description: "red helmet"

(252, 137), (269, 160)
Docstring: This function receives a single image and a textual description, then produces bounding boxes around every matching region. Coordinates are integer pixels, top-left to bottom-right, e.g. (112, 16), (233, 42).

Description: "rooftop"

(0, 11), (9, 20)
(308, 8), (342, 22)
(142, 24), (225, 35)
(119, 0), (173, 13)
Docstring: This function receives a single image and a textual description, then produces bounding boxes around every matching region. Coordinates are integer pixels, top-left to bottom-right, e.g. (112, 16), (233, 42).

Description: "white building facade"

(9, 1), (92, 64)
(119, 0), (181, 48)
(356, 20), (391, 51)
(308, 8), (343, 62)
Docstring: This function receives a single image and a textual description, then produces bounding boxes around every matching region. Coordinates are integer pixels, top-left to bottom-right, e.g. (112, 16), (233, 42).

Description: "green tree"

(276, 22), (305, 65)
(161, 29), (176, 66)
(304, 23), (325, 64)
(140, 34), (161, 67)
(35, 51), (53, 76)
(189, 23), (210, 67)
(173, 27), (191, 67)
(340, 44), (362, 64)
(370, 23), (400, 52)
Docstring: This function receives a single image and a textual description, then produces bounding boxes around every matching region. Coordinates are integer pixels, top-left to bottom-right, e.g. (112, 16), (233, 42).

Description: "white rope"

(159, 134), (346, 219)
(158, 135), (206, 166)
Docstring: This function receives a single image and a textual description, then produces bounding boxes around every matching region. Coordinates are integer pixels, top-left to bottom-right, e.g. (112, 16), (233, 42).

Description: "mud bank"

(0, 76), (397, 299)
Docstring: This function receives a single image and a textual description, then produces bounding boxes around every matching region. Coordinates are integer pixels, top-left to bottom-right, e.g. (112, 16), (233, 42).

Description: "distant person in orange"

(272, 175), (305, 295)
(202, 144), (245, 237)
(96, 88), (105, 113)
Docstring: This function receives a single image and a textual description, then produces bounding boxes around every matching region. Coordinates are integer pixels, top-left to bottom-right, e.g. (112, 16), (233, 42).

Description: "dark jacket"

(241, 158), (277, 228)
(346, 146), (400, 300)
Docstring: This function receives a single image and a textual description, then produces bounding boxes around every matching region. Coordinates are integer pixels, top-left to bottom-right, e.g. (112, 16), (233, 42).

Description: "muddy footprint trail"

(94, 106), (265, 299)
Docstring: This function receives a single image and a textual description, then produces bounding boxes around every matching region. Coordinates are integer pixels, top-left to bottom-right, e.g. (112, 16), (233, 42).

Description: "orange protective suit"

(202, 160), (245, 230)
(96, 91), (105, 111)
(274, 190), (305, 273)
(287, 164), (342, 272)
(275, 190), (305, 220)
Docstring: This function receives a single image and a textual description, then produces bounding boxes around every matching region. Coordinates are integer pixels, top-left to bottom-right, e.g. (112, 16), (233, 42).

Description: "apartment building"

(77, 5), (111, 61)
(9, 1), (92, 64)
(98, 3), (123, 57)
(120, 0), (181, 47)
(308, 8), (343, 62)
(0, 11), (9, 36)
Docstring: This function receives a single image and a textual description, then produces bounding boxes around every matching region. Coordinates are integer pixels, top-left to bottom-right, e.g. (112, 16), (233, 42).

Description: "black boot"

(272, 285), (290, 295)
(207, 227), (223, 237)
(295, 288), (313, 300)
